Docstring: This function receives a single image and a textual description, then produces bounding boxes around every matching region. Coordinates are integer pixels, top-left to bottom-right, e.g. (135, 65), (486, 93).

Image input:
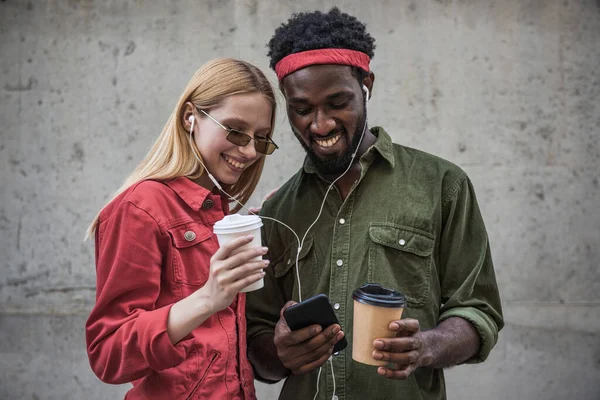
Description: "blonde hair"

(86, 58), (276, 238)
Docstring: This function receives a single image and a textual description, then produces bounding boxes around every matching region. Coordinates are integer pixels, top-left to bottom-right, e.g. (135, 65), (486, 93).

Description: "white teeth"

(315, 134), (341, 148)
(224, 156), (246, 169)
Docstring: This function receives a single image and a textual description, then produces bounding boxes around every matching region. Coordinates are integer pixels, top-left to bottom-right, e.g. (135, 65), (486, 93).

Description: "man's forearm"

(248, 332), (290, 382)
(419, 317), (480, 369)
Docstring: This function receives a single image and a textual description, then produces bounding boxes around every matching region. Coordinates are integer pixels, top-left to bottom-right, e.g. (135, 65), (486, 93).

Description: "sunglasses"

(197, 109), (278, 155)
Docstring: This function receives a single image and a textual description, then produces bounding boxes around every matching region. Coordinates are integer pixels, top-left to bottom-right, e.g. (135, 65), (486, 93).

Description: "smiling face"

(192, 92), (273, 187)
(282, 64), (372, 175)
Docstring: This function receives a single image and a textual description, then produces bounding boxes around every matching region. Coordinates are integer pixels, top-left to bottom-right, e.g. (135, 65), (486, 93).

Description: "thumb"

(263, 187), (279, 203)
(280, 300), (298, 319)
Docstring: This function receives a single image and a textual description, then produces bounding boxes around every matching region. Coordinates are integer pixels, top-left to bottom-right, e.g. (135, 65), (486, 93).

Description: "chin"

(223, 172), (246, 185)
(219, 178), (238, 186)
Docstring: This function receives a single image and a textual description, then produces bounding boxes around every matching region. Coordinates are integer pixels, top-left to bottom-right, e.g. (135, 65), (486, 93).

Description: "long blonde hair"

(86, 58), (276, 238)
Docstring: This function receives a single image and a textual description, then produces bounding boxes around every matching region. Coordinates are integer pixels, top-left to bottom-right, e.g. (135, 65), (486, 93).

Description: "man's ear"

(362, 71), (375, 101)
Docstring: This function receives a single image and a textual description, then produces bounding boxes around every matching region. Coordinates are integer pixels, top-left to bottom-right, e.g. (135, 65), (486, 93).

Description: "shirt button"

(399, 239), (406, 246)
(287, 259), (291, 265)
(333, 303), (340, 310)
(339, 218), (345, 224)
(336, 260), (343, 267)
(184, 231), (196, 241)
(333, 351), (340, 356)
(202, 199), (214, 209)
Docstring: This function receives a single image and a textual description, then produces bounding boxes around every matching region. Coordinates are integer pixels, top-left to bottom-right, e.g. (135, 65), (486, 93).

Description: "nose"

(237, 138), (258, 159)
(310, 110), (336, 136)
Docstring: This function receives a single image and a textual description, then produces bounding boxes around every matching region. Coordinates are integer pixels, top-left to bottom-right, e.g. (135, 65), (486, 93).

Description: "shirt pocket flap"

(369, 223), (434, 257)
(167, 222), (214, 248)
(274, 236), (314, 278)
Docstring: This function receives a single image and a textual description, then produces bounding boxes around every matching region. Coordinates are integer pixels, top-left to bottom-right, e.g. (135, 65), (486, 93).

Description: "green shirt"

(246, 127), (503, 400)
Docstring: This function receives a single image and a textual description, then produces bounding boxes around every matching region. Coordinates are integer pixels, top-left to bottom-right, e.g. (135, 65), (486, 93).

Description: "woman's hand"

(199, 234), (269, 313)
(167, 235), (268, 344)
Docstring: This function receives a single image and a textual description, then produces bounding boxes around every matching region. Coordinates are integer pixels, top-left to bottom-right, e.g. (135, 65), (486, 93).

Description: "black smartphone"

(283, 294), (348, 353)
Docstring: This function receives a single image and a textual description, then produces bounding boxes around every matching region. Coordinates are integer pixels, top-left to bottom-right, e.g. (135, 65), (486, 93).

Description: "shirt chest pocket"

(167, 222), (216, 287)
(368, 224), (434, 308)
(273, 236), (315, 299)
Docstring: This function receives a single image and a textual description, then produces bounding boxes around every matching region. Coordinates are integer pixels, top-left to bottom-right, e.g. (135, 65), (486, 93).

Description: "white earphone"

(187, 113), (222, 190)
(184, 88), (365, 400)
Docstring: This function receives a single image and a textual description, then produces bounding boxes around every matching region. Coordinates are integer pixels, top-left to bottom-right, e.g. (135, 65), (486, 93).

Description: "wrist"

(417, 330), (436, 368)
(189, 287), (217, 319)
(249, 332), (289, 382)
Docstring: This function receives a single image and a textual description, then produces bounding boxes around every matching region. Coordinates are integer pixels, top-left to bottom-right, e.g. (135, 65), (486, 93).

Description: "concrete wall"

(1, 0), (598, 399)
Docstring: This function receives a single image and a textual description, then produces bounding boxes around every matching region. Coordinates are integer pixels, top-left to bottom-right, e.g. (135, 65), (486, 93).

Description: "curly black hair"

(267, 7), (376, 81)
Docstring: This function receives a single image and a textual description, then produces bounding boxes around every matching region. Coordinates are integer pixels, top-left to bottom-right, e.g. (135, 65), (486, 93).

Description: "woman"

(85, 58), (278, 399)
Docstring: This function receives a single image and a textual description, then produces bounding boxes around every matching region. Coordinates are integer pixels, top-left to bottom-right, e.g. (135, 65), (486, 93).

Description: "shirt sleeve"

(85, 201), (194, 384)
(437, 174), (504, 363)
(245, 226), (288, 343)
(246, 273), (288, 342)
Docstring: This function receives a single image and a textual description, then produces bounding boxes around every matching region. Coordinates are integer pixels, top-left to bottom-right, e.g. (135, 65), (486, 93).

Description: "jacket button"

(184, 231), (196, 241)
(202, 199), (214, 209)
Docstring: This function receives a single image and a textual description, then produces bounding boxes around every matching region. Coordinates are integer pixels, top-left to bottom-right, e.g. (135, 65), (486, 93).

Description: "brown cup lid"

(352, 283), (406, 308)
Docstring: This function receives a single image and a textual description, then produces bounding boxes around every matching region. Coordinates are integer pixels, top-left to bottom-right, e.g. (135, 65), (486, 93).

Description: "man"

(246, 8), (503, 400)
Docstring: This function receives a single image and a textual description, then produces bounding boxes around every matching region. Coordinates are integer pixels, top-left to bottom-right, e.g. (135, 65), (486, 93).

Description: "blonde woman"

(85, 58), (278, 399)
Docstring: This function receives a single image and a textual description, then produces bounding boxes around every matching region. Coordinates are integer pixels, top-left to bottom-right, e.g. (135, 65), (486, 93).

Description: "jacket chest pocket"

(167, 222), (216, 287)
(368, 223), (434, 308)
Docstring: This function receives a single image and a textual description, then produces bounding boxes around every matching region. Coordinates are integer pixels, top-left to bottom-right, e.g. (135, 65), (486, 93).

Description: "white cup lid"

(213, 214), (263, 234)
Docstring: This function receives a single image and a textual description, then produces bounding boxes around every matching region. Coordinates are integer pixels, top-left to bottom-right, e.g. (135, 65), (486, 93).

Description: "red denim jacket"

(85, 177), (256, 399)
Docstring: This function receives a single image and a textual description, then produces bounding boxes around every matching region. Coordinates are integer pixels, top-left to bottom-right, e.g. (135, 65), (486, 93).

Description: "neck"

(353, 124), (377, 163)
(193, 173), (216, 191)
(327, 126), (377, 198)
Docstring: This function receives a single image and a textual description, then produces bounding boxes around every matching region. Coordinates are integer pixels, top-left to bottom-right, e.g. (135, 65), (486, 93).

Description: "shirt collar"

(365, 126), (395, 167)
(302, 126), (395, 174)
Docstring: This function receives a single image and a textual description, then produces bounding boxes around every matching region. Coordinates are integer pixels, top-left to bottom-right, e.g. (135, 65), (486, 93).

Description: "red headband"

(275, 48), (370, 81)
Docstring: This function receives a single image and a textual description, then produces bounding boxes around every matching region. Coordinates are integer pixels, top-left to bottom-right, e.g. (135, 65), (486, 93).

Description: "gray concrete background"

(1, 0), (598, 399)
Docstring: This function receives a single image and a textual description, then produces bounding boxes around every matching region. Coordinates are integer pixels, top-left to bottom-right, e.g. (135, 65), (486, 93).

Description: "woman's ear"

(182, 102), (195, 132)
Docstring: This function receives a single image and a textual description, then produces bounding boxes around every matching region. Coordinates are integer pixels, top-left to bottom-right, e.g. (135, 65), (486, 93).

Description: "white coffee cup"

(213, 214), (264, 292)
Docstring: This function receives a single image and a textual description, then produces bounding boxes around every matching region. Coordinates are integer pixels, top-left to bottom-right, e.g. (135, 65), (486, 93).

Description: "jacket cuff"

(439, 306), (499, 363)
(135, 304), (195, 371)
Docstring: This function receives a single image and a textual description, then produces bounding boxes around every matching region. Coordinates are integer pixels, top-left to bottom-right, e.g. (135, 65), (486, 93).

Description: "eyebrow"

(220, 117), (249, 127)
(220, 117), (271, 134)
(288, 90), (353, 104)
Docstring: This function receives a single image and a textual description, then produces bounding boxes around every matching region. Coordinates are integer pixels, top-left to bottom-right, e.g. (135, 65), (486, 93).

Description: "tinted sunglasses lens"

(257, 140), (278, 155)
(226, 130), (251, 146)
(227, 130), (277, 155)
(255, 141), (271, 155)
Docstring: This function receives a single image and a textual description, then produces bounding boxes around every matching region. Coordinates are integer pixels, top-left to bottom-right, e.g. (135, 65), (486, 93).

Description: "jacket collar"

(163, 176), (227, 212)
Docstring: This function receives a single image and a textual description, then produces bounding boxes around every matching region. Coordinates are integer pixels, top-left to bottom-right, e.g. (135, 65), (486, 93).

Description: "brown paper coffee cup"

(352, 283), (406, 366)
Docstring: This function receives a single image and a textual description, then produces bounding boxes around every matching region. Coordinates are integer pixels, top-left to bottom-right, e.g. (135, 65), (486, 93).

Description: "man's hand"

(274, 301), (345, 375)
(372, 319), (431, 380)
(248, 188), (279, 214)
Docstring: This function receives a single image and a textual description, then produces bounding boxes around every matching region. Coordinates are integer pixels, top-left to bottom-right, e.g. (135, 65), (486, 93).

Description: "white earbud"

(362, 85), (370, 103)
(187, 113), (222, 191)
